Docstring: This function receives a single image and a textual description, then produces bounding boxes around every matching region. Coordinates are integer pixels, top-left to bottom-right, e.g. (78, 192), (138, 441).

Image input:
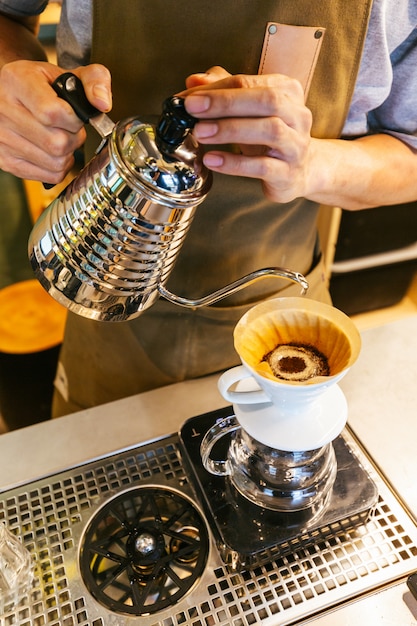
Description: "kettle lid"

(112, 97), (212, 204)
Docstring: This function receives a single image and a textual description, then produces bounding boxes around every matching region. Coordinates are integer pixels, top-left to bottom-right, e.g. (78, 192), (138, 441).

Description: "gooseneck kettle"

(28, 73), (308, 322)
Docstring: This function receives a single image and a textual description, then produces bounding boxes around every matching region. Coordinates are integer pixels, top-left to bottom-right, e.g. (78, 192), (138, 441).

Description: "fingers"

(185, 75), (306, 121)
(202, 149), (285, 180)
(185, 66), (231, 89)
(74, 64), (112, 112)
(0, 64), (79, 182)
(184, 74), (310, 160)
(192, 102), (310, 151)
(185, 77), (311, 162)
(182, 72), (312, 203)
(202, 150), (307, 204)
(0, 144), (76, 183)
(0, 60), (111, 183)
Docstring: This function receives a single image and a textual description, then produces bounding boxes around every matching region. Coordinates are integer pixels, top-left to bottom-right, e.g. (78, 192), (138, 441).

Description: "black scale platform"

(179, 406), (379, 570)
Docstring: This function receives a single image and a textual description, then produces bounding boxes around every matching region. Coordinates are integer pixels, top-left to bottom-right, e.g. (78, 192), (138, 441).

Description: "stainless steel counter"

(1, 314), (417, 624)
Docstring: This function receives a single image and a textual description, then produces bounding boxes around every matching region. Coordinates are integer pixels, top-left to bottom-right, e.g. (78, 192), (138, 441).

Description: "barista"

(0, 0), (417, 418)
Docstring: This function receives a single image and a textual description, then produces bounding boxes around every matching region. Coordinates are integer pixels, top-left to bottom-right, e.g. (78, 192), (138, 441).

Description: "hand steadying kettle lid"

(28, 73), (308, 322)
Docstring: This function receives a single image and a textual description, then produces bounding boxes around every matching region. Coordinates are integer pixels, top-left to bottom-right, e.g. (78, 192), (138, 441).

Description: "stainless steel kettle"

(28, 73), (308, 322)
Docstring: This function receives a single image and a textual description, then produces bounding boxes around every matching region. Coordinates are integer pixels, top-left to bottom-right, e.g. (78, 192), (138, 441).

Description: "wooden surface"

(0, 279), (67, 354)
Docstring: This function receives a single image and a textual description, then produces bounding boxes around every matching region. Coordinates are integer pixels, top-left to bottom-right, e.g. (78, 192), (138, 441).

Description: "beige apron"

(53, 0), (373, 416)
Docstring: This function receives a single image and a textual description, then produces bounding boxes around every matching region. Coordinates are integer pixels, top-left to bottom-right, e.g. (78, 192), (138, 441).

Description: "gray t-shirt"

(2, 0), (417, 149)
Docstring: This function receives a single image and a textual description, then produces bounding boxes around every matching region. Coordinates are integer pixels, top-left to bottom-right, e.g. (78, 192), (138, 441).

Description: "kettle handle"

(47, 73), (196, 181)
(157, 266), (309, 307)
(51, 72), (103, 124)
(43, 72), (115, 189)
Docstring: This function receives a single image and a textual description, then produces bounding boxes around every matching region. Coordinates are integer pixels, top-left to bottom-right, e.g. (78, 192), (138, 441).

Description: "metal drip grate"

(1, 416), (417, 626)
(79, 486), (210, 615)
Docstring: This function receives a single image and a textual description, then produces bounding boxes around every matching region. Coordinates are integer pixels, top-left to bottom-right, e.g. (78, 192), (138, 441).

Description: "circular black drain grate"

(79, 486), (210, 616)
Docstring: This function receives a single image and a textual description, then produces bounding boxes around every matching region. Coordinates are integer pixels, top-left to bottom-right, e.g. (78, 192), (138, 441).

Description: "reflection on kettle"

(28, 73), (308, 322)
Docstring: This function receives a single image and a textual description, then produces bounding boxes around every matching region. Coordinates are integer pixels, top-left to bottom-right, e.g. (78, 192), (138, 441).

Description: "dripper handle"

(218, 365), (271, 404)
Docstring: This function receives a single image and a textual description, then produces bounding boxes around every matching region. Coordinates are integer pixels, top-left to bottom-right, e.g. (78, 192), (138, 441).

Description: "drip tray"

(1, 406), (417, 626)
(180, 408), (378, 570)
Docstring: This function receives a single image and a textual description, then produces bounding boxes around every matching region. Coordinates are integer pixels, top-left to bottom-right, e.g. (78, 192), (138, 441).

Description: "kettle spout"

(157, 267), (309, 309)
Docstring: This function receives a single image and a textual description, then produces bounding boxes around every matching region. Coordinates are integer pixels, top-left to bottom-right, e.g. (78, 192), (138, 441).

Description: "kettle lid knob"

(155, 96), (197, 155)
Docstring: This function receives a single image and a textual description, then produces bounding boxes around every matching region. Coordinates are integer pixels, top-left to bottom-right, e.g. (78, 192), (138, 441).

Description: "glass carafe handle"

(200, 415), (239, 476)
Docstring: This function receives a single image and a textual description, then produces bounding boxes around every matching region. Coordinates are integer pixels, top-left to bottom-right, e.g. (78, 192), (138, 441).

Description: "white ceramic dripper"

(218, 297), (361, 451)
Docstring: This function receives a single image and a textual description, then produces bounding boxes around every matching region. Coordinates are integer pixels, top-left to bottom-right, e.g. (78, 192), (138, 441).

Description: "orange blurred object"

(0, 279), (67, 354)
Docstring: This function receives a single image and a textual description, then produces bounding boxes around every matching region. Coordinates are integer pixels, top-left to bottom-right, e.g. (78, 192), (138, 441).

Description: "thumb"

(74, 63), (113, 112)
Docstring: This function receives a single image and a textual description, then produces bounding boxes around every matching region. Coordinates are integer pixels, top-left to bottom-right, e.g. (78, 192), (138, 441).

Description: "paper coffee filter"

(234, 297), (361, 384)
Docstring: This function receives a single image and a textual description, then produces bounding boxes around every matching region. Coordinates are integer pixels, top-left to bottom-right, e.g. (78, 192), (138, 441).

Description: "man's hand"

(183, 66), (313, 204)
(0, 60), (112, 184)
(183, 66), (417, 210)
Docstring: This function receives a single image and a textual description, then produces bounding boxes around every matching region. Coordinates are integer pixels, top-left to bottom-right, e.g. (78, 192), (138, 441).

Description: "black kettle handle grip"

(43, 73), (105, 188)
(51, 72), (102, 122)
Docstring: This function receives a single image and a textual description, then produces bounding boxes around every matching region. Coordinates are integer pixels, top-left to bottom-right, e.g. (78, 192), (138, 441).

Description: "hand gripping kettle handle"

(43, 72), (115, 189)
(51, 72), (104, 124)
(52, 73), (197, 150)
